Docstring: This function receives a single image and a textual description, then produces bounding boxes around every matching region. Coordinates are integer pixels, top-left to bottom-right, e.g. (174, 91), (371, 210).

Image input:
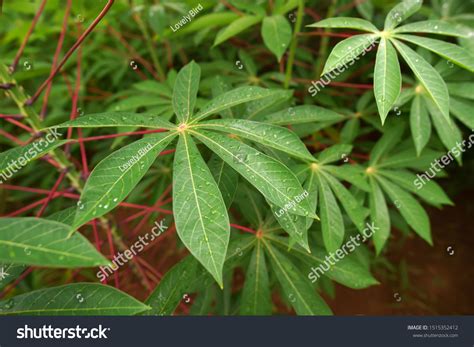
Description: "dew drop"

(4, 299), (14, 309)
(76, 293), (85, 303)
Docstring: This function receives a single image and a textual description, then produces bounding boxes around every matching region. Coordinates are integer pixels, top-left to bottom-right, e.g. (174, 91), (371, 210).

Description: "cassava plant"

(0, 0), (472, 316)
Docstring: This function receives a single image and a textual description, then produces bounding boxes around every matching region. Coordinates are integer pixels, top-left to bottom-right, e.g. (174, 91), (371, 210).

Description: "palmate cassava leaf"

(191, 86), (282, 123)
(145, 234), (256, 315)
(410, 95), (431, 156)
(263, 105), (345, 125)
(191, 129), (317, 219)
(268, 235), (379, 289)
(0, 283), (149, 315)
(261, 15), (292, 62)
(374, 38), (401, 124)
(52, 113), (175, 130)
(375, 175), (432, 244)
(393, 20), (471, 38)
(368, 176), (391, 254)
(423, 95), (462, 164)
(378, 169), (452, 206)
(321, 171), (367, 232)
(143, 256), (205, 316)
(207, 154), (238, 209)
(173, 60), (201, 123)
(240, 240), (272, 315)
(195, 119), (314, 161)
(72, 132), (177, 229)
(321, 34), (378, 75)
(0, 263), (25, 291)
(391, 39), (450, 121)
(307, 17), (378, 32)
(263, 241), (332, 315)
(317, 144), (353, 164)
(0, 218), (108, 267)
(369, 122), (405, 166)
(213, 15), (263, 46)
(384, 0), (422, 30)
(314, 172), (345, 253)
(269, 201), (310, 252)
(395, 34), (474, 72)
(450, 98), (474, 128)
(173, 133), (230, 287)
(0, 139), (69, 183)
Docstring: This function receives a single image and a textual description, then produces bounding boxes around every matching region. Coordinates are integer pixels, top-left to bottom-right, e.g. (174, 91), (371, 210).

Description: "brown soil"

(326, 189), (474, 315)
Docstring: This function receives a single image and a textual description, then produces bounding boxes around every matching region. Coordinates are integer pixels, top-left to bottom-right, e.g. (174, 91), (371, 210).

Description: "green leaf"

(369, 177), (391, 254)
(192, 86), (280, 123)
(322, 171), (367, 232)
(423, 95), (462, 164)
(270, 202), (309, 252)
(263, 105), (345, 125)
(392, 39), (450, 122)
(192, 130), (317, 219)
(446, 83), (474, 100)
(0, 264), (26, 290)
(179, 13), (239, 35)
(395, 34), (474, 72)
(369, 122), (405, 165)
(145, 235), (256, 315)
(410, 95), (431, 156)
(46, 206), (77, 225)
(324, 165), (370, 191)
(240, 241), (272, 315)
(384, 0), (422, 30)
(317, 144), (353, 164)
(52, 113), (175, 130)
(374, 38), (401, 124)
(376, 175), (432, 244)
(246, 89), (293, 120)
(379, 169), (453, 206)
(450, 98), (474, 128)
(0, 283), (149, 315)
(197, 119), (314, 161)
(315, 173), (344, 253)
(393, 20), (470, 38)
(173, 61), (201, 123)
(173, 133), (230, 286)
(377, 148), (443, 169)
(214, 15), (263, 46)
(322, 34), (378, 75)
(207, 154), (238, 209)
(0, 139), (68, 183)
(269, 236), (379, 289)
(261, 15), (292, 61)
(73, 132), (177, 228)
(307, 17), (378, 32)
(0, 218), (108, 268)
(264, 241), (332, 315)
(144, 256), (205, 315)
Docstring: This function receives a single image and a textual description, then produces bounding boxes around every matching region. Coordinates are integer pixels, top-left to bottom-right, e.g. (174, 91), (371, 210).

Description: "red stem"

(25, 0), (115, 105)
(0, 267), (34, 299)
(36, 170), (67, 217)
(230, 223), (257, 234)
(40, 0), (72, 119)
(9, 0), (48, 72)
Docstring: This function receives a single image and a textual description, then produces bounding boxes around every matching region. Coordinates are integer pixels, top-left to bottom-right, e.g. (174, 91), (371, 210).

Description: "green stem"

(0, 64), (82, 191)
(134, 13), (165, 80)
(284, 0), (305, 89)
